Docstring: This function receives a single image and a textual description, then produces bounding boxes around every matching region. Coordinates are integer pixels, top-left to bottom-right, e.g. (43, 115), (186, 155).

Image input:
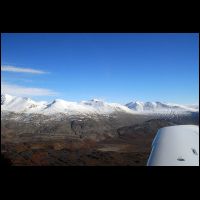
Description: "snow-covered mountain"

(1, 94), (132, 115)
(1, 94), (47, 113)
(125, 101), (199, 113)
(1, 94), (198, 116)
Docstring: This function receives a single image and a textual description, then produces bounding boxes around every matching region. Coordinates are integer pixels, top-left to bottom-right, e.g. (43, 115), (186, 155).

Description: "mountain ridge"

(1, 94), (199, 115)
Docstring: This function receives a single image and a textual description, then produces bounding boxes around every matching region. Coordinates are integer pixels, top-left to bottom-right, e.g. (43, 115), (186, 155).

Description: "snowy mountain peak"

(80, 99), (105, 107)
(1, 93), (15, 105)
(90, 99), (103, 102)
(126, 100), (199, 113)
(125, 101), (144, 111)
(1, 94), (47, 113)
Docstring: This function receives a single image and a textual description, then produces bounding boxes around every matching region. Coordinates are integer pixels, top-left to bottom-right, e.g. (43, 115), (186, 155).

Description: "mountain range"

(1, 94), (199, 116)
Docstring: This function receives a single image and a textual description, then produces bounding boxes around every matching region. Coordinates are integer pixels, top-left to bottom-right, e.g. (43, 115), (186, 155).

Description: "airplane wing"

(147, 125), (199, 166)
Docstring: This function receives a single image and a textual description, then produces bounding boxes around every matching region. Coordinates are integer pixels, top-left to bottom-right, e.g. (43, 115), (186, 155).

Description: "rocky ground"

(1, 111), (199, 166)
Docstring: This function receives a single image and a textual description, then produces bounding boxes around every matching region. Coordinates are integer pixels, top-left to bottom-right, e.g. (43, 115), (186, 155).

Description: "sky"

(1, 33), (199, 104)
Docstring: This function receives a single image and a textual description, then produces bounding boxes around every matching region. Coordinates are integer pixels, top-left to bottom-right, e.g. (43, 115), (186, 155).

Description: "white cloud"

(1, 83), (58, 96)
(1, 65), (48, 74)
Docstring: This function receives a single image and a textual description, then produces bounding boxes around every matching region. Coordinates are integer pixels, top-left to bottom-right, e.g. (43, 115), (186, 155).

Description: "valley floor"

(1, 112), (199, 166)
(1, 137), (152, 166)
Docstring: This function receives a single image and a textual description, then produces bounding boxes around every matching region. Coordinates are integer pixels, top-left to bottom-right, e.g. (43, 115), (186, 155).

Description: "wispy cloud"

(1, 82), (58, 96)
(1, 65), (48, 74)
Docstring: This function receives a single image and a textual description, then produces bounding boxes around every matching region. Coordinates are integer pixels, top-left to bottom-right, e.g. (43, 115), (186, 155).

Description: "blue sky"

(1, 33), (199, 104)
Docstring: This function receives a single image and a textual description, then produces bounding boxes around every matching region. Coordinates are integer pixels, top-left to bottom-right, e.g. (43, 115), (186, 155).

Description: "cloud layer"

(1, 83), (57, 96)
(1, 65), (47, 74)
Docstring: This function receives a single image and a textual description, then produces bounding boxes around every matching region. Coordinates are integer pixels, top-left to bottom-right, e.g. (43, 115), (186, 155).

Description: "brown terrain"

(1, 111), (199, 166)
